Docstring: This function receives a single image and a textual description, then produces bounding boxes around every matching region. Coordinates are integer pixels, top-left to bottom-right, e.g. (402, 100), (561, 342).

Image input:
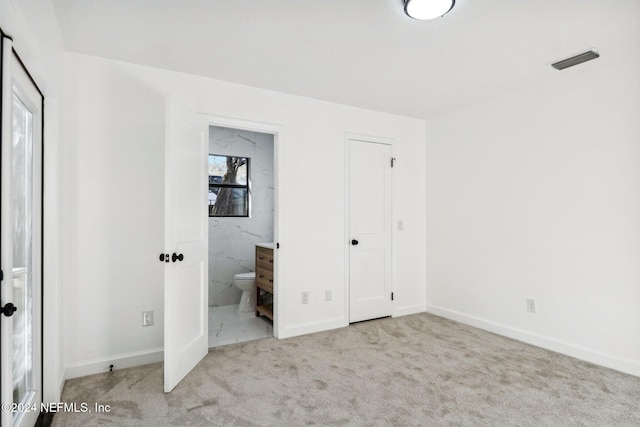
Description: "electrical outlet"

(142, 310), (154, 326)
(526, 298), (536, 314)
(325, 290), (332, 302)
(301, 291), (309, 304)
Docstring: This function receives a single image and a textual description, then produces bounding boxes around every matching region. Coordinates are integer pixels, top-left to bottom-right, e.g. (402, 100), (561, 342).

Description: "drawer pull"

(258, 256), (264, 260)
(269, 279), (273, 283)
(269, 259), (273, 263)
(259, 275), (265, 279)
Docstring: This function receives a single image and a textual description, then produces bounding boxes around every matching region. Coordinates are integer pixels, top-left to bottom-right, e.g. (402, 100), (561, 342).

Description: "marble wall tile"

(208, 127), (274, 306)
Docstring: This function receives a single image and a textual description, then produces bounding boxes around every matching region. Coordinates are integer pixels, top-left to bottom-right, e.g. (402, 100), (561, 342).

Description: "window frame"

(208, 154), (250, 218)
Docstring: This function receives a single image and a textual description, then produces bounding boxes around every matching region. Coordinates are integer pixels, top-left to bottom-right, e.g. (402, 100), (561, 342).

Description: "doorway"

(207, 125), (275, 347)
(348, 138), (393, 323)
(162, 106), (281, 391)
(0, 35), (44, 426)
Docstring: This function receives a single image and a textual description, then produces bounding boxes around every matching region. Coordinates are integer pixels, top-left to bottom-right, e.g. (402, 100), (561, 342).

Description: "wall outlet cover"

(143, 310), (154, 326)
(526, 298), (536, 314)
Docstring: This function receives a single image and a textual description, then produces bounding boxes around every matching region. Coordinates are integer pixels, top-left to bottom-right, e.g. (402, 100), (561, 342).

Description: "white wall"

(0, 0), (65, 401)
(425, 54), (640, 376)
(62, 53), (426, 377)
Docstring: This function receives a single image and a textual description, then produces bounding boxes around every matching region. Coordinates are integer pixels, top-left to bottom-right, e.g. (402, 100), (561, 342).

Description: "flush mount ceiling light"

(404, 0), (455, 20)
(551, 50), (600, 70)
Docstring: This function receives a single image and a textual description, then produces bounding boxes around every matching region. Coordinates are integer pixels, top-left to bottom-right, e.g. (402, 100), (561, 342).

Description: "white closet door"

(348, 138), (393, 323)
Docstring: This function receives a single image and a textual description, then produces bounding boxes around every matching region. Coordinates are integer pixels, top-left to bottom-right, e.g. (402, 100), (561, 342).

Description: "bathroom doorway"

(206, 125), (276, 348)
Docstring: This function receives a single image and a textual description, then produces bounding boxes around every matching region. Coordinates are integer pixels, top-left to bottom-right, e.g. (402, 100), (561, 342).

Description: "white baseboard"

(393, 303), (426, 318)
(64, 347), (164, 380)
(278, 305), (427, 339)
(278, 317), (348, 339)
(426, 304), (640, 378)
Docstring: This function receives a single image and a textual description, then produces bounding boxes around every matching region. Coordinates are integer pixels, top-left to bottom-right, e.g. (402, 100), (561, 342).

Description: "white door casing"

(164, 99), (208, 393)
(1, 36), (43, 427)
(348, 138), (393, 323)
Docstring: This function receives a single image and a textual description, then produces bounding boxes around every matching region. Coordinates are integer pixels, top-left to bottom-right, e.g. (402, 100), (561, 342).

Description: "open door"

(1, 36), (44, 426)
(163, 99), (208, 392)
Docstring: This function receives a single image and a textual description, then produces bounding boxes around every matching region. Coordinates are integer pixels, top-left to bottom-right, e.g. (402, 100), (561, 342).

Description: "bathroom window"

(208, 155), (250, 217)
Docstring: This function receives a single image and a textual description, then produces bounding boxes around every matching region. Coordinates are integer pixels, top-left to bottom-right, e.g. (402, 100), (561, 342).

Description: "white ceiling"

(51, 0), (640, 119)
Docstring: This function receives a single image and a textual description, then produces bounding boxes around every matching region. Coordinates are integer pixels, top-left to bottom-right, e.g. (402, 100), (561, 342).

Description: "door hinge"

(276, 242), (280, 249)
(391, 292), (394, 301)
(0, 269), (3, 281)
(391, 157), (396, 168)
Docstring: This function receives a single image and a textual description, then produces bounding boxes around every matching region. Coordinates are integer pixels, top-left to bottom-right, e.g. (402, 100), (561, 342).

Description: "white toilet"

(234, 272), (256, 312)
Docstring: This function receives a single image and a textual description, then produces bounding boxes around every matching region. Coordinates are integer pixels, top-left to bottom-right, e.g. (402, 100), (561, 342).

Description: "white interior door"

(1, 37), (43, 427)
(164, 99), (208, 392)
(349, 139), (392, 323)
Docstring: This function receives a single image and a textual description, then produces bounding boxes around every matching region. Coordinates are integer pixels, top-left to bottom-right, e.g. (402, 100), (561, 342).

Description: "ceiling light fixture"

(404, 0), (455, 20)
(551, 50), (600, 70)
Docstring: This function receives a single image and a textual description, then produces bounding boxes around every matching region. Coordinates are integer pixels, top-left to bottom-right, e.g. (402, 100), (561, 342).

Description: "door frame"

(0, 31), (46, 425)
(200, 114), (282, 338)
(344, 133), (396, 323)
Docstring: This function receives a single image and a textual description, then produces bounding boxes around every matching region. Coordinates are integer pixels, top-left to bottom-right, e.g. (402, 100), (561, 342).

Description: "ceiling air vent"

(551, 50), (600, 70)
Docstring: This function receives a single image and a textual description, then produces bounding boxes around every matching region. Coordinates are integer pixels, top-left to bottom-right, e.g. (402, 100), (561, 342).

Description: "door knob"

(1, 303), (17, 317)
(172, 253), (184, 262)
(351, 239), (359, 246)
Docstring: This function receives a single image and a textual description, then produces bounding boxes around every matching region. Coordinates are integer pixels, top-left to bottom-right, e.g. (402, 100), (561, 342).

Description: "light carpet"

(52, 313), (640, 426)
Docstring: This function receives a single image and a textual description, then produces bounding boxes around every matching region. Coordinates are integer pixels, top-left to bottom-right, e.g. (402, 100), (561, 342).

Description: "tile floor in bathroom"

(208, 304), (273, 348)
